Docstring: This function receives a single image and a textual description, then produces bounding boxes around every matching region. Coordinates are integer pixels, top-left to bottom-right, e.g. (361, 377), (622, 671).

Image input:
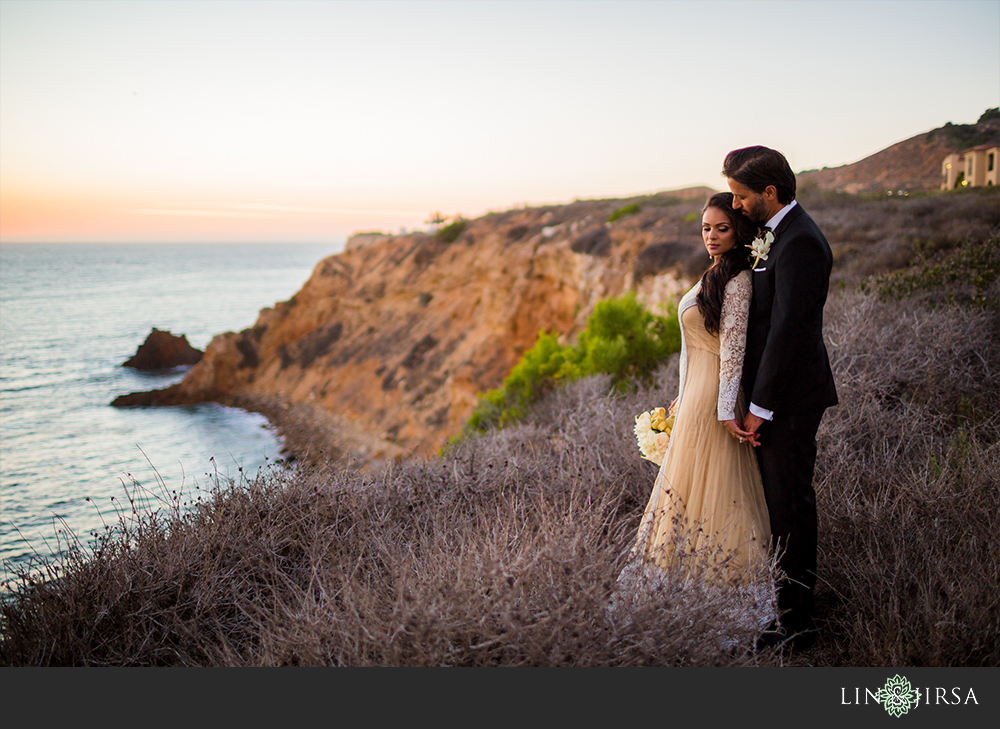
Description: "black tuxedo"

(743, 202), (837, 636)
(743, 203), (838, 415)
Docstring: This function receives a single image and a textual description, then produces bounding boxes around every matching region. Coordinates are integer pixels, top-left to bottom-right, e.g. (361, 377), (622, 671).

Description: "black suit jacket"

(743, 203), (838, 416)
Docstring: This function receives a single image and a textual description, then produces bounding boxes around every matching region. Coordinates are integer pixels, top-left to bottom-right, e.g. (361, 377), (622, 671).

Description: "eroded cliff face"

(129, 189), (715, 466)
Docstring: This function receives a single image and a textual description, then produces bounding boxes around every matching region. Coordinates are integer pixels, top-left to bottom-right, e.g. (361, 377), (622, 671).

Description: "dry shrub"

(812, 287), (1000, 666)
(800, 186), (1000, 287)
(3, 264), (998, 667)
(0, 369), (781, 666)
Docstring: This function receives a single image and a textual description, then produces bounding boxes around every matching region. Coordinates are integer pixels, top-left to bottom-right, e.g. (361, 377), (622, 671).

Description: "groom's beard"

(746, 195), (770, 224)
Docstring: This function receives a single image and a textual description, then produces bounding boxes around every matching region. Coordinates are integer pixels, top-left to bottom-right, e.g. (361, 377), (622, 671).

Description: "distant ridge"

(651, 185), (718, 201)
(798, 108), (1000, 194)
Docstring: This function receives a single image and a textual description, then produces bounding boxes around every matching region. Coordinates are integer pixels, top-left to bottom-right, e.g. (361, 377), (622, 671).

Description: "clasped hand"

(724, 414), (761, 447)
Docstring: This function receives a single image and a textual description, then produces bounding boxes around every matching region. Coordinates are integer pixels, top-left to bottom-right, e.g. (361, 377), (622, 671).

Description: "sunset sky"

(1, 0), (998, 245)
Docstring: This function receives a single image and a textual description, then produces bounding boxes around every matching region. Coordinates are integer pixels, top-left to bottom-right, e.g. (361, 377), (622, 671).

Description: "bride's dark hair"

(696, 192), (754, 335)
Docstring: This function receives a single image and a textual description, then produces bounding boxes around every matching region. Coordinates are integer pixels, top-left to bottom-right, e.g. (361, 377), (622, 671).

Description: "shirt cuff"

(749, 402), (774, 421)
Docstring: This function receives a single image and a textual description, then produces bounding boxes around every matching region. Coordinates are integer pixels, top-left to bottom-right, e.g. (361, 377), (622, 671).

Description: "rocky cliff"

(117, 188), (717, 467)
(115, 112), (1000, 470)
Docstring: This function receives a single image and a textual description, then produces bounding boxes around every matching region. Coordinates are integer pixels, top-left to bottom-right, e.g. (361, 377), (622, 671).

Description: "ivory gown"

(633, 270), (771, 583)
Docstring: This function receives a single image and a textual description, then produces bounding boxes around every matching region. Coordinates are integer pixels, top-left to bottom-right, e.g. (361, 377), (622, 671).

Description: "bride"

(618, 192), (773, 607)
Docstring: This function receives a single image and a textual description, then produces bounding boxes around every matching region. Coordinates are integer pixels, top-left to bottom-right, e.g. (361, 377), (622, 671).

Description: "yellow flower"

(649, 407), (668, 432)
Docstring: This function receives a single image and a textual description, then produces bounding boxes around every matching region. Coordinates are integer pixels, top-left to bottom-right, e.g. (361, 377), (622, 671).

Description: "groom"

(723, 146), (838, 651)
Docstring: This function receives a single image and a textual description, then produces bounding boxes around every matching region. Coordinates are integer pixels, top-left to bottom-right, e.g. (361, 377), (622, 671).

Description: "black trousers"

(754, 410), (825, 633)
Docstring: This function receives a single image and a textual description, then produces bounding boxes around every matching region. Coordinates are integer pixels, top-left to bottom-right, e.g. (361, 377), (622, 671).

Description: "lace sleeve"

(718, 271), (751, 421)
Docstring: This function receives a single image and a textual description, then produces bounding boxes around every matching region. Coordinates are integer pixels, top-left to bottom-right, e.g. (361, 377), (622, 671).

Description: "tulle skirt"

(634, 344), (771, 584)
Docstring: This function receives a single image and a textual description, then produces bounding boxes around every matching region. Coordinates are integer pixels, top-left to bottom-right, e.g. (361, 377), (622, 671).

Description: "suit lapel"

(757, 203), (805, 271)
(772, 202), (805, 238)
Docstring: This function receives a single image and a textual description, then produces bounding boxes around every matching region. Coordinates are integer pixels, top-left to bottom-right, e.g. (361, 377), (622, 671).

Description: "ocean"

(0, 242), (338, 585)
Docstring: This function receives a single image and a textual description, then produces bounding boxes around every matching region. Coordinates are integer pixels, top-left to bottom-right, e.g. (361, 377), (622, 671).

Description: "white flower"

(634, 411), (653, 442)
(647, 430), (670, 463)
(746, 229), (774, 267)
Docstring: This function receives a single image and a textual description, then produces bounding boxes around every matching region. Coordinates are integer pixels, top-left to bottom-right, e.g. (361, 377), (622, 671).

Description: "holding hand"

(739, 412), (764, 447)
(724, 418), (758, 446)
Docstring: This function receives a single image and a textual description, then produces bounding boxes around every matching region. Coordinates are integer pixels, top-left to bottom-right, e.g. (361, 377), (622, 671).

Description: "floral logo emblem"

(747, 228), (774, 268)
(878, 674), (919, 717)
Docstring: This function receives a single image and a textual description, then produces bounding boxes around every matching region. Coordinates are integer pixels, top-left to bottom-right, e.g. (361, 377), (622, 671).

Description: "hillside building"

(941, 144), (998, 189)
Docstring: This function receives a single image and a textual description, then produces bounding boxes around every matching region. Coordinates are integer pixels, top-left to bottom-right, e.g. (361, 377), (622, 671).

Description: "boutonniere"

(747, 228), (774, 268)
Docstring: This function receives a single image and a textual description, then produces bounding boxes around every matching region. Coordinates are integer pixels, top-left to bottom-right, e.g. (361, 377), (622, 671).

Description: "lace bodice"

(676, 270), (751, 421)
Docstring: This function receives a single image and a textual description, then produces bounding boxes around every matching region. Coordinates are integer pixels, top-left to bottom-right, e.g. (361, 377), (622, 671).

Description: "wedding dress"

(610, 271), (774, 639)
(633, 270), (771, 580)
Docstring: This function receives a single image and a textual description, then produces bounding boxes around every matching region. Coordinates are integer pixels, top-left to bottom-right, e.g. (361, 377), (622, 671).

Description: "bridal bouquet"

(634, 405), (675, 466)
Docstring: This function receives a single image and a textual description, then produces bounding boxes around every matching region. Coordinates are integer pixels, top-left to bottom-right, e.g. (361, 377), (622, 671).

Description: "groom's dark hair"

(722, 146), (796, 204)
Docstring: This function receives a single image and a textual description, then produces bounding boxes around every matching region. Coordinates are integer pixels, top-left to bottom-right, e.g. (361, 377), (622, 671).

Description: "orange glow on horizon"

(0, 186), (433, 244)
(0, 188), (125, 242)
(1, 1), (996, 246)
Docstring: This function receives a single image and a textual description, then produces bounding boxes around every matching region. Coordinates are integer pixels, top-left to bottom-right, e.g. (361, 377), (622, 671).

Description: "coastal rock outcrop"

(122, 328), (203, 370)
(113, 189), (713, 467)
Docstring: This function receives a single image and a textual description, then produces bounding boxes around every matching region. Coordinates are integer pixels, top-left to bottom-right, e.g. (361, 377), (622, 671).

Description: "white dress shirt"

(763, 200), (797, 232)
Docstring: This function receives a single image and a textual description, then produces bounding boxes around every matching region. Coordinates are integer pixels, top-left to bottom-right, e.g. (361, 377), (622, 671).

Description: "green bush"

(606, 203), (641, 223)
(459, 292), (680, 437)
(866, 234), (999, 309)
(436, 218), (468, 243)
